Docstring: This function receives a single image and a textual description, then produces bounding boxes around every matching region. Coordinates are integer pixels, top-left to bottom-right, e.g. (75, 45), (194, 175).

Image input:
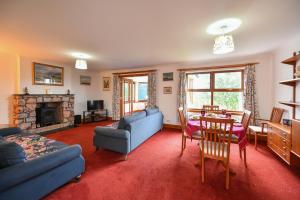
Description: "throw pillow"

(0, 140), (26, 169)
(145, 107), (159, 116)
(118, 111), (147, 130)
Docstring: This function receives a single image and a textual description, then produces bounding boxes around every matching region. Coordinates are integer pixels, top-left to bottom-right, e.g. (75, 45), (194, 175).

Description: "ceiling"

(1, 0), (300, 70)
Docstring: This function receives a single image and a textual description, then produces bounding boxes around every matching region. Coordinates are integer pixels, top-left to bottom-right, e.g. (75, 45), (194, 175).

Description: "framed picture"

(163, 87), (172, 94)
(80, 75), (91, 85)
(163, 72), (173, 81)
(33, 62), (64, 86)
(103, 77), (111, 91)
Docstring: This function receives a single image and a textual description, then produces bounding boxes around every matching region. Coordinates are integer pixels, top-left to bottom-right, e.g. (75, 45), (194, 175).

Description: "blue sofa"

(93, 108), (163, 158)
(0, 127), (85, 200)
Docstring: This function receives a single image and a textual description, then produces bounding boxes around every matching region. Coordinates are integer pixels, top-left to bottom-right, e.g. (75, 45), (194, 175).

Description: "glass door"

(122, 78), (134, 116)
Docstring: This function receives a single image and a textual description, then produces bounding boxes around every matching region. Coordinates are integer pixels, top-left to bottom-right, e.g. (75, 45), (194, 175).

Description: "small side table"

(83, 109), (108, 123)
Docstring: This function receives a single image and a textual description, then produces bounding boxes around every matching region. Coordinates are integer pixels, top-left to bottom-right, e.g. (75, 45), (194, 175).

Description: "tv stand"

(83, 109), (108, 123)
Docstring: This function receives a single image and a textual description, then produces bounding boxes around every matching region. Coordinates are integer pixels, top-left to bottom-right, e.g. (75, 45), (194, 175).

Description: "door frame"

(119, 74), (149, 118)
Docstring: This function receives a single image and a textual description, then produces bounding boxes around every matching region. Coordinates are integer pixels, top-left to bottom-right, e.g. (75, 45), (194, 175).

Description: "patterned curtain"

(147, 72), (157, 107)
(112, 75), (121, 120)
(177, 71), (187, 120)
(244, 64), (260, 125)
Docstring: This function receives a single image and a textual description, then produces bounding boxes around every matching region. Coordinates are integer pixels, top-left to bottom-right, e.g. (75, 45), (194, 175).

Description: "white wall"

(19, 57), (72, 94)
(273, 35), (300, 119)
(0, 51), (19, 124)
(99, 52), (274, 124)
(71, 68), (101, 115)
(19, 56), (101, 116)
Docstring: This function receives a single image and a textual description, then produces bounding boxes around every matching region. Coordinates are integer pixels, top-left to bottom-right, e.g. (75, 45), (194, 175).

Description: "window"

(137, 82), (148, 101)
(187, 70), (244, 111)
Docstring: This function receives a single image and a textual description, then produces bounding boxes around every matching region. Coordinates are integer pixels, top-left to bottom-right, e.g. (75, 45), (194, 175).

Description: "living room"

(1, 1), (300, 200)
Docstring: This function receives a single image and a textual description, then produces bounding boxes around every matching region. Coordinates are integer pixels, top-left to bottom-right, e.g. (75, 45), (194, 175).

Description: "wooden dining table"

(186, 115), (248, 151)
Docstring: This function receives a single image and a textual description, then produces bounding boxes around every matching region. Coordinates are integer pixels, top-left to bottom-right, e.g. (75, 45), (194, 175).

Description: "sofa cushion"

(145, 107), (159, 116)
(94, 127), (130, 139)
(118, 111), (146, 130)
(0, 140), (26, 169)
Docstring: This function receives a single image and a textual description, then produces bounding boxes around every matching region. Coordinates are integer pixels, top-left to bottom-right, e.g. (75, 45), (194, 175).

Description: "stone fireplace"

(13, 94), (74, 133)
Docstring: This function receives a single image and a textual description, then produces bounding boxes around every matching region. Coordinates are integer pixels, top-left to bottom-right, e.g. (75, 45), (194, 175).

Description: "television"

(87, 100), (104, 111)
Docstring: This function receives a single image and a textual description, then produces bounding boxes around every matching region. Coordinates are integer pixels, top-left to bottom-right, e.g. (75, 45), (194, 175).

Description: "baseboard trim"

(163, 123), (181, 130)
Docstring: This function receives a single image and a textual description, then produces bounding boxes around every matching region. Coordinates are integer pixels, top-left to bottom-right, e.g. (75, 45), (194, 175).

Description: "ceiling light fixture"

(72, 53), (89, 70)
(213, 34), (234, 54)
(206, 18), (241, 55)
(75, 58), (88, 70)
(75, 55), (87, 69)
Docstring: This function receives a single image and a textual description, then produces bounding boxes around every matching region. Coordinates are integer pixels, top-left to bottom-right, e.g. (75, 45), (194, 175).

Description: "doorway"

(120, 76), (148, 117)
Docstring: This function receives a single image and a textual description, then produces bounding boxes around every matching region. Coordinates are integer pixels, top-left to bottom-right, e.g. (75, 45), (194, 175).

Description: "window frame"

(186, 69), (244, 111)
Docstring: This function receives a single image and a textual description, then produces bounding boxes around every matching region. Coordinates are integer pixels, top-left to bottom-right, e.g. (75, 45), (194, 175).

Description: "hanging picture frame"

(163, 87), (172, 94)
(80, 75), (91, 85)
(32, 62), (64, 86)
(103, 77), (111, 91)
(163, 72), (173, 81)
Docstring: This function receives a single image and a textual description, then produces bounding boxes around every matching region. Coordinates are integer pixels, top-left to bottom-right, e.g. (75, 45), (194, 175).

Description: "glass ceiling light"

(75, 59), (87, 69)
(213, 34), (234, 54)
(206, 18), (241, 54)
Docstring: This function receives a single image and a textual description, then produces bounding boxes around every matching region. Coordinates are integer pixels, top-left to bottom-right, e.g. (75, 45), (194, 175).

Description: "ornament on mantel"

(67, 89), (70, 95)
(24, 87), (29, 95)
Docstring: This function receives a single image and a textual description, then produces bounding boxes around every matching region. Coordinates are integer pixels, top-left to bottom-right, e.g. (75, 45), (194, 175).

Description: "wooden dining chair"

(248, 107), (284, 150)
(237, 110), (252, 167)
(178, 107), (202, 155)
(199, 117), (234, 189)
(203, 105), (219, 111)
(217, 110), (251, 167)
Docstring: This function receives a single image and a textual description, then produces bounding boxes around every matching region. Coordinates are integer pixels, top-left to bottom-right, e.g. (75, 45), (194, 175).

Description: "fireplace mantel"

(14, 94), (75, 96)
(13, 94), (75, 133)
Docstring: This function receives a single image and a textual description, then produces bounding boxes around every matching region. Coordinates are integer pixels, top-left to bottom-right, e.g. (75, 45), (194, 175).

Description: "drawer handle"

(281, 132), (287, 136)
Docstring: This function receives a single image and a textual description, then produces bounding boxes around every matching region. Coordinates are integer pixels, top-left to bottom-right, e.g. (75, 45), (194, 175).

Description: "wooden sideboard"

(267, 120), (300, 165)
(267, 122), (291, 164)
(291, 120), (300, 158)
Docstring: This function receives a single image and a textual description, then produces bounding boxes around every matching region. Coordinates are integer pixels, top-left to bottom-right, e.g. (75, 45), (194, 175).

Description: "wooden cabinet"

(291, 120), (300, 158)
(267, 122), (291, 164)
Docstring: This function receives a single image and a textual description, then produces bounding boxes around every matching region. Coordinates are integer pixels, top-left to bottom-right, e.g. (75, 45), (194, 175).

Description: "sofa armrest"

(94, 127), (130, 139)
(0, 127), (23, 137)
(0, 144), (83, 192)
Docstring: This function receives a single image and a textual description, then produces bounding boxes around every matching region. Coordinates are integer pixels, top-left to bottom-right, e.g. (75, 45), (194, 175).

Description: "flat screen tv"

(87, 100), (104, 111)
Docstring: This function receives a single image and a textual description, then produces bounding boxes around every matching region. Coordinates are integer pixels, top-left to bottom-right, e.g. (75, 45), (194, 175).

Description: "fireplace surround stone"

(13, 94), (74, 133)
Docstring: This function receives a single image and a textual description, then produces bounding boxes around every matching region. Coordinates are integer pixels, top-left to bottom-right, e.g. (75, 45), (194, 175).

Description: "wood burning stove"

(36, 103), (62, 127)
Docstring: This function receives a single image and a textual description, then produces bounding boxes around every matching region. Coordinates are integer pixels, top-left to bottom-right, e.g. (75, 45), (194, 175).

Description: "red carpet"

(44, 122), (300, 200)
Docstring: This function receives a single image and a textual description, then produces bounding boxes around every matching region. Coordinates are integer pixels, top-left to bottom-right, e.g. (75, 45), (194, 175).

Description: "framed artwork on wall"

(163, 87), (172, 94)
(103, 77), (111, 91)
(80, 75), (91, 85)
(163, 72), (173, 81)
(32, 62), (64, 86)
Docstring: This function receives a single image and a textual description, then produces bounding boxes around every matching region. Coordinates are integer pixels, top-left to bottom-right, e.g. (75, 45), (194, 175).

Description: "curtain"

(112, 75), (121, 120)
(244, 64), (260, 125)
(147, 72), (157, 107)
(177, 71), (187, 120)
